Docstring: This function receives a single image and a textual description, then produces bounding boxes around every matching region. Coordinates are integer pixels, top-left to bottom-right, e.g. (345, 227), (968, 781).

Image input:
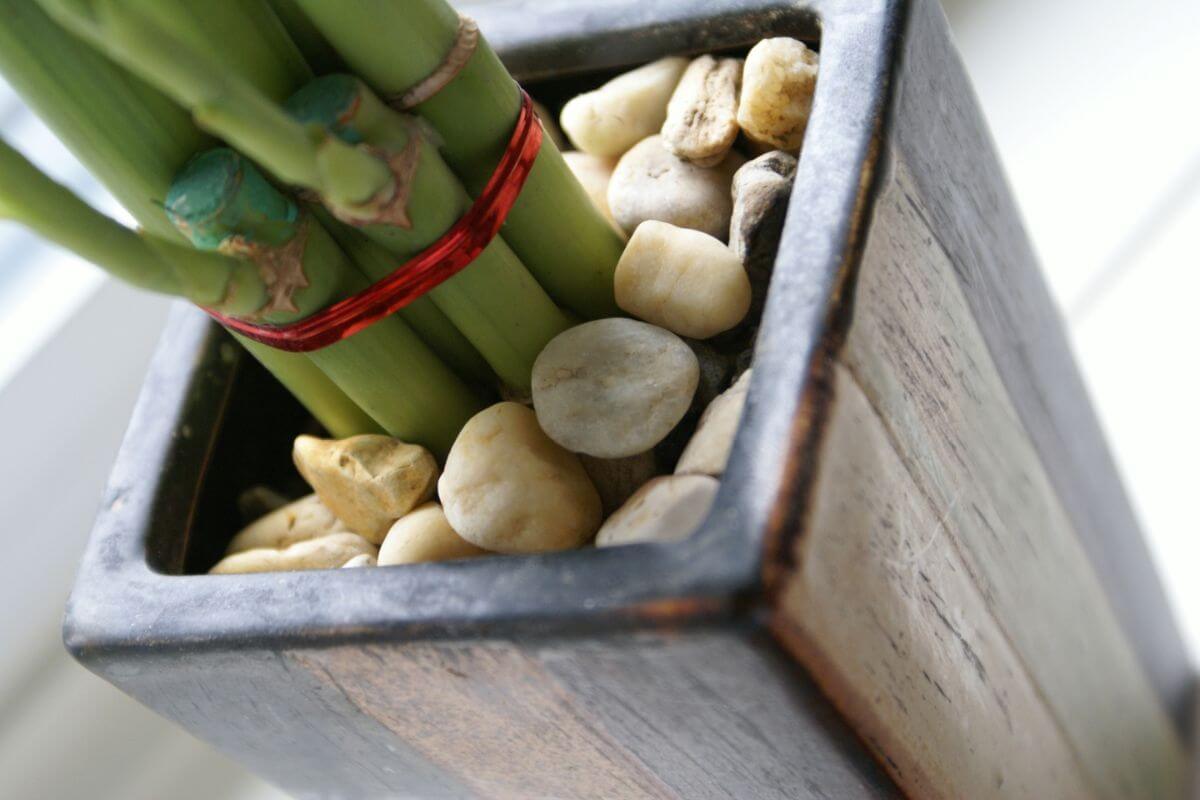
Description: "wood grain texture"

(294, 642), (677, 800)
(890, 0), (1193, 730)
(772, 155), (1188, 799)
(777, 363), (1094, 799)
(844, 156), (1187, 797)
(292, 631), (900, 799)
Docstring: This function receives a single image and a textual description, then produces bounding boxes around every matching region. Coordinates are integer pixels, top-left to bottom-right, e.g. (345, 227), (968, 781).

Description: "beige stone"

(662, 56), (743, 166)
(439, 403), (602, 554)
(210, 532), (377, 574)
(737, 38), (819, 151)
(676, 370), (752, 476)
(607, 135), (745, 239)
(560, 57), (688, 158)
(341, 553), (377, 568)
(532, 318), (698, 458)
(615, 220), (751, 339)
(293, 434), (438, 544)
(226, 493), (348, 554)
(562, 151), (619, 229)
(595, 474), (719, 547)
(377, 503), (487, 565)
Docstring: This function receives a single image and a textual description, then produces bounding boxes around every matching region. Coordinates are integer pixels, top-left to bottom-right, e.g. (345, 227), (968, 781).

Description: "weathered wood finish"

(64, 1), (1193, 798)
(887, 0), (1194, 733)
(773, 156), (1188, 797)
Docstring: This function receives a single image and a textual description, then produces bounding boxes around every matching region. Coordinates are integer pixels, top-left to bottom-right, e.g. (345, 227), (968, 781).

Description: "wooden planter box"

(65, 1), (1193, 797)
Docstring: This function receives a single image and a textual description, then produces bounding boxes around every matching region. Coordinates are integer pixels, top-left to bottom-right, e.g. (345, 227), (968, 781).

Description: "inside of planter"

(165, 24), (822, 576)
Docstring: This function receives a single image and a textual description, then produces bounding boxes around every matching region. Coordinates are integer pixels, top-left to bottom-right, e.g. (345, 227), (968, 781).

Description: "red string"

(205, 91), (543, 353)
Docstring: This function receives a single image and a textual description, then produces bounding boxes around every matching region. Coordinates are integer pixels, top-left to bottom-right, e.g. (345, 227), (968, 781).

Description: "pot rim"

(64, 0), (902, 656)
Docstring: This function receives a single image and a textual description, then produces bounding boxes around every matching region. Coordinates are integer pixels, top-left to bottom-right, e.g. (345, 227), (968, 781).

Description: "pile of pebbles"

(211, 37), (817, 574)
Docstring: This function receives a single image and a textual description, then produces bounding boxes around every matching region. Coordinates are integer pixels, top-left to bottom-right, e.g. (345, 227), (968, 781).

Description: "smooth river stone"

(532, 318), (700, 459)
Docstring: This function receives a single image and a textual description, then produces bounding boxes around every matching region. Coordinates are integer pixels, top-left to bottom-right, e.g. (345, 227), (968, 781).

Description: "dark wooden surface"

(773, 147), (1188, 796)
(99, 627), (897, 799)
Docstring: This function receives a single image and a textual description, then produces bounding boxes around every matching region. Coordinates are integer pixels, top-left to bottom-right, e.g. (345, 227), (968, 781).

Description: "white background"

(0, 1), (1195, 796)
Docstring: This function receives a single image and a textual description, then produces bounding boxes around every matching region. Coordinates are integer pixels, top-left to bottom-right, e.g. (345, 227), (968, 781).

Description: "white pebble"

(210, 532), (377, 574)
(532, 318), (699, 458)
(595, 475), (719, 547)
(560, 57), (688, 157)
(608, 135), (745, 239)
(676, 370), (752, 476)
(341, 553), (377, 568)
(439, 403), (602, 554)
(378, 503), (487, 565)
(615, 220), (751, 339)
(737, 38), (819, 151)
(226, 493), (348, 554)
(562, 151), (619, 229)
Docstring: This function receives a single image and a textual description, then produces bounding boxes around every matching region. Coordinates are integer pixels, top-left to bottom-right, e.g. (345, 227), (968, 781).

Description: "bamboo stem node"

(383, 14), (480, 111)
(220, 214), (313, 315)
(204, 91), (544, 355)
(333, 139), (421, 229)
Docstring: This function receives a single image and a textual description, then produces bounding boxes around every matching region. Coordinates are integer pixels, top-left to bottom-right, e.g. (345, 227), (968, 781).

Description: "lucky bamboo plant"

(0, 0), (623, 454)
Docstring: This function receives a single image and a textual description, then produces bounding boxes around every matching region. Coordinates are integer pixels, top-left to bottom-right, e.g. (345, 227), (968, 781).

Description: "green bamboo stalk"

(122, 0), (311, 101)
(236, 337), (382, 437)
(0, 137), (263, 315)
(265, 0), (344, 74)
(167, 150), (482, 456)
(287, 76), (574, 392)
(130, 0), (494, 393)
(294, 0), (625, 320)
(53, 0), (573, 391)
(311, 207), (494, 387)
(0, 136), (380, 438)
(0, 0), (377, 436)
(0, 0), (205, 240)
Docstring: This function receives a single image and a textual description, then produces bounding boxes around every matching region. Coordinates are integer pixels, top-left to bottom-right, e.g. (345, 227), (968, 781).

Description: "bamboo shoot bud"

(285, 75), (574, 392)
(167, 150), (482, 456)
(293, 0), (625, 319)
(4, 0), (377, 436)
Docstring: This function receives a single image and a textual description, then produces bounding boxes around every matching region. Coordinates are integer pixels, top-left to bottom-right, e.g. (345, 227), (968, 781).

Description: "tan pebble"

(560, 57), (688, 157)
(737, 38), (819, 151)
(662, 55), (743, 166)
(562, 151), (620, 230)
(607, 135), (745, 239)
(532, 318), (698, 458)
(226, 493), (348, 555)
(210, 532), (377, 574)
(676, 370), (752, 476)
(439, 403), (602, 554)
(293, 434), (438, 544)
(595, 475), (719, 547)
(615, 220), (751, 339)
(378, 503), (487, 565)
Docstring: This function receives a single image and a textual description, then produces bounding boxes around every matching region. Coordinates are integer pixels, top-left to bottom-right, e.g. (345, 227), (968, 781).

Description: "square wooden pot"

(65, 1), (1192, 798)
